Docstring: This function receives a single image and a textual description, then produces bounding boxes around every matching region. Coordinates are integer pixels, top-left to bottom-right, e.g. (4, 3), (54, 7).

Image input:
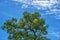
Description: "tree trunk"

(34, 32), (36, 40)
(32, 29), (36, 40)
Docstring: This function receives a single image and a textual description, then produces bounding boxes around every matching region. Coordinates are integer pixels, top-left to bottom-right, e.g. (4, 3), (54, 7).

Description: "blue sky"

(0, 0), (60, 40)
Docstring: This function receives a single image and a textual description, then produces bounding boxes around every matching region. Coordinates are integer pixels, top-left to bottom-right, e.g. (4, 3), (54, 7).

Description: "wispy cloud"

(48, 32), (60, 39)
(44, 9), (60, 15)
(21, 4), (28, 8)
(12, 0), (60, 19)
(12, 0), (58, 9)
(55, 15), (60, 19)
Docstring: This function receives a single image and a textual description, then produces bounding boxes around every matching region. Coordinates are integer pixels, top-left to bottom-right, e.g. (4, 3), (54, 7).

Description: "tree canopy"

(1, 11), (49, 40)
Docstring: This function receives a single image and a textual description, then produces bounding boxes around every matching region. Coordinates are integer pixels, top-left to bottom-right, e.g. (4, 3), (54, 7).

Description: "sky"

(0, 0), (60, 40)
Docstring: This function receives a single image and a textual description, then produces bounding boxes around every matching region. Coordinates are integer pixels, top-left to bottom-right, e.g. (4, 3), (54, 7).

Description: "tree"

(1, 11), (49, 40)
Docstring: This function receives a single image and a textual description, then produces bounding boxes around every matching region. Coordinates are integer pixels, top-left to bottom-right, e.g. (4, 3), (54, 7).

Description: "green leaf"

(1, 11), (49, 40)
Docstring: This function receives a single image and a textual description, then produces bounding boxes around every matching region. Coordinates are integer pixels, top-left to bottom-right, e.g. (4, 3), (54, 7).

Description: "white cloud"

(12, 0), (60, 19)
(12, 0), (59, 10)
(21, 4), (28, 8)
(12, 0), (58, 10)
(41, 9), (60, 16)
(45, 9), (60, 15)
(48, 32), (60, 38)
(55, 15), (60, 19)
(13, 0), (31, 4)
(50, 9), (60, 19)
(50, 9), (60, 12)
